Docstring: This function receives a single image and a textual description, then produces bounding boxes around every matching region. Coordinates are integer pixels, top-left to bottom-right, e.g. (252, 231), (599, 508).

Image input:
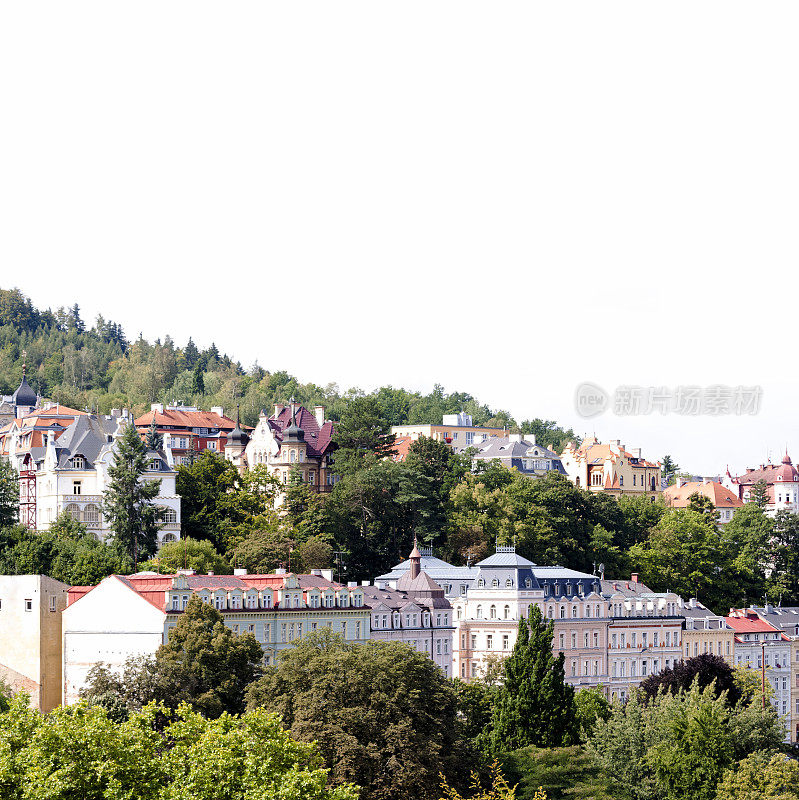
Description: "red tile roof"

(724, 612), (780, 634)
(269, 405), (335, 459)
(391, 436), (413, 462)
(135, 409), (236, 431)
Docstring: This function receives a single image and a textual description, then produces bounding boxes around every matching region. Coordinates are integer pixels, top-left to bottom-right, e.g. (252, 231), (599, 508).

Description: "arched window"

(476, 605), (483, 619)
(506, 578), (514, 588)
(560, 606), (566, 619)
(548, 606), (554, 619)
(586, 605), (591, 618)
(83, 504), (99, 522)
(491, 578), (499, 588)
(572, 605), (578, 618)
(161, 533), (177, 543)
(65, 503), (80, 520)
(290, 450), (296, 463)
(478, 579), (485, 588)
(504, 605), (511, 619)
(162, 507), (177, 523)
(69, 456), (85, 469)
(490, 605), (497, 619)
(525, 578), (532, 588)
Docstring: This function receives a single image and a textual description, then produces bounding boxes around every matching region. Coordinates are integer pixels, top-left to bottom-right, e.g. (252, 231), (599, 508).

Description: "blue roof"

(477, 550), (536, 568)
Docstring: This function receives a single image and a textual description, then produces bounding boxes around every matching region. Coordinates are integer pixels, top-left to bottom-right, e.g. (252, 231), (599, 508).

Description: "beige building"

(0, 575), (69, 711)
(560, 437), (661, 498)
(391, 412), (506, 454)
(681, 599), (735, 662)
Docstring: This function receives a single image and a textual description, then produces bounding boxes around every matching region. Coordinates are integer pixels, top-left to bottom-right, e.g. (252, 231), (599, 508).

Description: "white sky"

(2, 2), (798, 475)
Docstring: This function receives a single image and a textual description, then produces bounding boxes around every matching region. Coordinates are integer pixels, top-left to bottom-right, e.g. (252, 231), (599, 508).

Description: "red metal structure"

(19, 453), (36, 529)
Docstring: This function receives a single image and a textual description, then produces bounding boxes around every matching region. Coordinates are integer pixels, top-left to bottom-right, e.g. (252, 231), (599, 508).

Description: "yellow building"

(681, 599), (735, 664)
(391, 412), (506, 454)
(560, 437), (661, 498)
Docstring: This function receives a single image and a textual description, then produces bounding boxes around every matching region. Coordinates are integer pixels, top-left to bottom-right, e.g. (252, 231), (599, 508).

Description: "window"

(492, 578), (499, 588)
(504, 605), (511, 619)
(471, 634), (477, 650)
(162, 507), (178, 524)
(49, 596), (57, 612)
(487, 634), (493, 649)
(490, 605), (497, 619)
(24, 599), (32, 612)
(72, 481), (82, 495)
(476, 605), (483, 619)
(69, 456), (85, 469)
(506, 578), (513, 588)
(559, 633), (565, 649)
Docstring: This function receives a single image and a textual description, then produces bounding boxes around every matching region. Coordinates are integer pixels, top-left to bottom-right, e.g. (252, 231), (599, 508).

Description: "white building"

(726, 609), (792, 741)
(13, 413), (180, 544)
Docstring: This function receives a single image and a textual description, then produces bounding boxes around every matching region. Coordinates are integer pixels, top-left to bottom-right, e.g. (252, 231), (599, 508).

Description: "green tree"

(716, 752), (799, 800)
(145, 418), (163, 450)
(298, 535), (333, 569)
(190, 361), (205, 395)
(748, 480), (770, 510)
(332, 395), (396, 476)
(246, 629), (469, 800)
(661, 455), (680, 484)
(490, 604), (577, 753)
(687, 492), (717, 520)
(83, 594), (263, 718)
(769, 510), (799, 604)
(639, 653), (742, 707)
(101, 423), (164, 567)
(573, 686), (611, 743)
(0, 460), (18, 529)
(141, 537), (230, 575)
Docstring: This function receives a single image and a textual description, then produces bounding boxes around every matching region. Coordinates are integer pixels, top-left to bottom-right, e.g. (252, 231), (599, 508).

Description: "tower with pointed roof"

(224, 406), (251, 475)
(12, 360), (38, 418)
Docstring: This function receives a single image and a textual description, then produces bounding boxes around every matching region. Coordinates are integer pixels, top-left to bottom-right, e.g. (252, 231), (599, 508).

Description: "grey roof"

(477, 549), (536, 568)
(376, 554), (480, 584)
(12, 376), (37, 407)
(472, 437), (567, 476)
(748, 606), (799, 635)
(532, 566), (597, 580)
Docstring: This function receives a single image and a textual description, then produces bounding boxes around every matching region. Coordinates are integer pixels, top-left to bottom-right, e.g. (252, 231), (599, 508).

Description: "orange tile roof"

(663, 481), (743, 509)
(391, 436), (413, 462)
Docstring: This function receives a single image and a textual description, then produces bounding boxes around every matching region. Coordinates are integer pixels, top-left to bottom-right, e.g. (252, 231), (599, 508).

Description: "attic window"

(69, 456), (85, 469)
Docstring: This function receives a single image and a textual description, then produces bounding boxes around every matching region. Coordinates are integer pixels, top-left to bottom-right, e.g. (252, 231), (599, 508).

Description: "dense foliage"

(0, 695), (355, 800)
(246, 629), (471, 800)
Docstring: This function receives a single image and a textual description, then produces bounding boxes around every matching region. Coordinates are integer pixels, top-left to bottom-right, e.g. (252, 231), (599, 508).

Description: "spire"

(409, 537), (421, 580)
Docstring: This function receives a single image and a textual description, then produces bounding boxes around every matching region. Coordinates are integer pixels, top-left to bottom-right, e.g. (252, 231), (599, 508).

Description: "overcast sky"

(2, 2), (797, 475)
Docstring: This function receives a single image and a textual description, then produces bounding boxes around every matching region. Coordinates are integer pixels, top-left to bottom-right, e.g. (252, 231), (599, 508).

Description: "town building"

(361, 543), (454, 674)
(471, 433), (566, 478)
(1, 403), (87, 467)
(681, 599), (735, 663)
(726, 609), (792, 741)
(560, 437), (661, 498)
(390, 412), (506, 454)
(450, 547), (684, 700)
(663, 480), (743, 524)
(134, 404), (239, 467)
(0, 575), (69, 711)
(375, 546), (480, 599)
(745, 605), (799, 743)
(243, 400), (337, 500)
(723, 454), (799, 516)
(8, 412), (181, 544)
(62, 569), (370, 705)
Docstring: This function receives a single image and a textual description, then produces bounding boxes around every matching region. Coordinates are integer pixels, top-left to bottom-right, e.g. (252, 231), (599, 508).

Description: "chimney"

(314, 405), (326, 427)
(508, 433), (523, 443)
(275, 567), (287, 575)
(233, 568), (247, 576)
(361, 580), (370, 586)
(311, 569), (322, 576)
(274, 404), (285, 418)
(211, 406), (224, 418)
(631, 573), (639, 583)
(207, 571), (214, 576)
(347, 581), (357, 588)
(150, 403), (164, 414)
(320, 569), (334, 582)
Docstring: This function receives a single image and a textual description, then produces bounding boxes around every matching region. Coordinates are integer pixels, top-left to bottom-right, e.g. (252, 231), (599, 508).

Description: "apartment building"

(390, 412), (506, 454)
(62, 569), (370, 705)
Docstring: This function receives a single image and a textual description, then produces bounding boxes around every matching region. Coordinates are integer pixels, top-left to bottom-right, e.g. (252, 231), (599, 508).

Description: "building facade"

(681, 599), (736, 663)
(390, 412), (506, 455)
(12, 413), (181, 544)
(560, 437), (661, 498)
(361, 543), (454, 674)
(471, 434), (566, 478)
(663, 480), (743, 524)
(62, 569), (370, 705)
(726, 609), (792, 741)
(723, 454), (799, 517)
(244, 400), (337, 500)
(0, 575), (69, 711)
(134, 404), (239, 467)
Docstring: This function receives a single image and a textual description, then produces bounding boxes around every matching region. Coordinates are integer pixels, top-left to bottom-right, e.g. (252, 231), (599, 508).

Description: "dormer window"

(506, 578), (514, 588)
(69, 456), (85, 469)
(492, 578), (499, 588)
(525, 578), (532, 588)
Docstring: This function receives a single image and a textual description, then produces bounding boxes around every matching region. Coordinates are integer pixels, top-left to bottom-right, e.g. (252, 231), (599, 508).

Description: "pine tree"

(101, 423), (164, 568)
(748, 479), (770, 510)
(190, 362), (205, 395)
(184, 337), (199, 369)
(490, 603), (577, 752)
(145, 418), (163, 451)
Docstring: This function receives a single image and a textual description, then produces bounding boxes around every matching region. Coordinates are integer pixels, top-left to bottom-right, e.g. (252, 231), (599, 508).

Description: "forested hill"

(0, 287), (575, 449)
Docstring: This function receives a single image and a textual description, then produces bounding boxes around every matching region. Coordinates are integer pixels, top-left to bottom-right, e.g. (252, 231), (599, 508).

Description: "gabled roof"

(135, 408), (236, 431)
(268, 404), (335, 459)
(477, 549), (536, 568)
